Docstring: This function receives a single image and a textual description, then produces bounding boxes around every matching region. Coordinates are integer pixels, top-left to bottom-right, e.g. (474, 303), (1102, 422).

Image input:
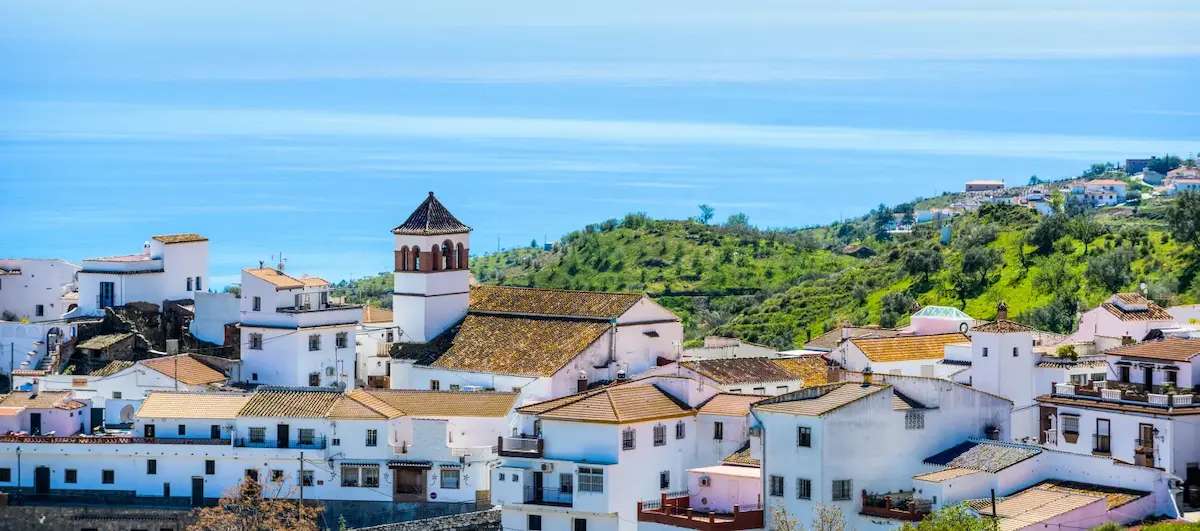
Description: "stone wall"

(353, 508), (501, 531)
(0, 505), (199, 531)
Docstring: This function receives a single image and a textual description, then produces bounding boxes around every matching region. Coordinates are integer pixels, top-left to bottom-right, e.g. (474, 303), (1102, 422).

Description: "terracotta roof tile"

(1106, 337), (1200, 362)
(136, 391), (251, 419)
(392, 192), (471, 235)
(361, 389), (518, 418)
(914, 467), (980, 482)
(522, 384), (693, 424)
(1102, 302), (1173, 322)
(1030, 480), (1148, 510)
(340, 389), (405, 419)
(892, 390), (926, 411)
(469, 285), (643, 320)
(681, 358), (802, 385)
(327, 394), (391, 420)
(362, 306), (394, 324)
(804, 327), (901, 351)
(849, 333), (968, 363)
(427, 314), (611, 377)
(141, 355), (227, 386)
(0, 391), (73, 409)
(243, 267), (304, 290)
(78, 332), (133, 350)
(753, 383), (890, 416)
(238, 388), (343, 418)
(974, 488), (1102, 531)
(772, 357), (831, 386)
(973, 320), (1035, 334)
(90, 360), (134, 377)
(697, 393), (770, 416)
(722, 442), (760, 467)
(298, 275), (329, 287)
(61, 292), (78, 301)
(924, 440), (1041, 473)
(152, 234), (208, 244)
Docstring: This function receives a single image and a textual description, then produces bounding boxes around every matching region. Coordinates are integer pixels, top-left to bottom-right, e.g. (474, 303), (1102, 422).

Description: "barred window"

(905, 411), (925, 430)
(1062, 415), (1080, 434)
(363, 467), (379, 488)
(308, 334), (321, 351)
(675, 421), (686, 440)
(832, 479), (852, 501)
(336, 332), (348, 349)
(797, 478), (812, 500)
(622, 428), (636, 450)
(653, 424), (666, 446)
(578, 467), (604, 493)
(249, 427), (266, 443)
(249, 333), (263, 350)
(341, 465), (359, 487)
(769, 475), (784, 497)
(714, 422), (724, 441)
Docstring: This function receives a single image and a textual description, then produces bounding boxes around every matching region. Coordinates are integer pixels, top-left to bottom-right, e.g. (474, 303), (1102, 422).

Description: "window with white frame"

(249, 333), (263, 350)
(441, 469), (460, 489)
(341, 465), (360, 487)
(1070, 374), (1088, 385)
(363, 467), (379, 488)
(797, 426), (812, 447)
(653, 424), (666, 446)
(622, 428), (636, 450)
(714, 421), (724, 440)
(578, 467), (604, 493)
(249, 427), (266, 443)
(298, 429), (315, 446)
(905, 410), (925, 430)
(308, 334), (321, 351)
(366, 429), (378, 447)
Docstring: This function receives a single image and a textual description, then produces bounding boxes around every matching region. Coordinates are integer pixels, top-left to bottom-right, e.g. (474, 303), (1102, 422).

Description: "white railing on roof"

(1173, 395), (1194, 406)
(451, 445), (499, 460)
(1148, 394), (1169, 405)
(376, 342), (393, 357)
(1092, 381), (1108, 390)
(1101, 389), (1123, 400)
(1044, 429), (1058, 445)
(1055, 384), (1076, 395)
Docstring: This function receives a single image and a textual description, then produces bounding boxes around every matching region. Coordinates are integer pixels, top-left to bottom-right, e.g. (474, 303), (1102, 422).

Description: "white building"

(71, 234), (209, 317)
(1069, 179), (1127, 207)
(682, 337), (782, 360)
(646, 356), (831, 396)
(0, 388), (91, 436)
(753, 374), (1013, 531)
(0, 258), (79, 322)
(1067, 293), (1176, 344)
(1169, 178), (1200, 195)
(391, 192), (473, 345)
(191, 291), (239, 346)
(356, 305), (397, 389)
(828, 332), (971, 379)
(239, 266), (363, 389)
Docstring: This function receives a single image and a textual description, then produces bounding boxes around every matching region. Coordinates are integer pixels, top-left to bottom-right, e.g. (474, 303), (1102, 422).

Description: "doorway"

(99, 282), (115, 309)
(393, 468), (426, 502)
(533, 472), (544, 503)
(30, 413), (41, 435)
(277, 424), (289, 448)
(34, 466), (50, 495)
(191, 477), (205, 506)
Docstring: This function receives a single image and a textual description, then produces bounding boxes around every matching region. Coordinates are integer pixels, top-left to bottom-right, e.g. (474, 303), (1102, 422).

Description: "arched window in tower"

(431, 245), (442, 271)
(399, 246), (410, 271)
(411, 246), (421, 271)
(456, 243), (466, 269)
(442, 240), (455, 270)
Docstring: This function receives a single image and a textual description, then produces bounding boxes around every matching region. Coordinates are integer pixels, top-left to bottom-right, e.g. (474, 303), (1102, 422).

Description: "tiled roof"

(0, 391), (73, 409)
(1087, 179), (1126, 186)
(1036, 360), (1108, 369)
(923, 440), (1041, 473)
(1105, 337), (1200, 362)
(753, 383), (890, 417)
(152, 234), (208, 244)
(972, 488), (1102, 531)
(849, 333), (969, 363)
(238, 388), (344, 418)
(1114, 292), (1149, 304)
(469, 285), (644, 320)
(392, 192), (471, 235)
(243, 267), (304, 290)
(339, 389), (404, 419)
(78, 332), (133, 350)
(1102, 302), (1173, 322)
(137, 391), (251, 419)
(1030, 480), (1148, 510)
(773, 357), (831, 386)
(681, 358), (803, 385)
(298, 275), (329, 287)
(141, 355), (227, 386)
(723, 441), (760, 467)
(892, 390), (926, 411)
(520, 384), (693, 424)
(90, 360), (134, 377)
(360, 389), (518, 418)
(804, 327), (900, 351)
(697, 393), (770, 416)
(362, 306), (394, 324)
(327, 394), (392, 420)
(973, 320), (1034, 334)
(913, 467), (980, 483)
(61, 292), (78, 301)
(426, 314), (611, 377)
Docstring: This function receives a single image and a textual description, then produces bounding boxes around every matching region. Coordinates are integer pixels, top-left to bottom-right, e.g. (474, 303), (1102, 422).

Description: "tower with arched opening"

(391, 192), (471, 343)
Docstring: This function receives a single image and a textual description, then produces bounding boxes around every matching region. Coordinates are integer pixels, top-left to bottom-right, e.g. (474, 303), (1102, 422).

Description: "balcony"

(234, 436), (326, 450)
(0, 435), (229, 445)
(452, 445), (499, 461)
(1051, 383), (1197, 408)
(860, 490), (932, 522)
(638, 493), (764, 531)
(524, 486), (573, 507)
(1092, 434), (1111, 456)
(498, 436), (543, 458)
(1042, 429), (1058, 445)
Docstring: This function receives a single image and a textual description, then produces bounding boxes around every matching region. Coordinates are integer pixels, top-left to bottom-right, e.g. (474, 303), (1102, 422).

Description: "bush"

(1086, 247), (1136, 293)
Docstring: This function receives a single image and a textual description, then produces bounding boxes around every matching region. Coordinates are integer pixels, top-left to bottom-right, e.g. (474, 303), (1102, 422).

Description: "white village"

(1, 191), (1198, 531)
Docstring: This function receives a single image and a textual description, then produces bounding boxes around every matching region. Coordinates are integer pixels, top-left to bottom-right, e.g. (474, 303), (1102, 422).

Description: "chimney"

(30, 377), (39, 397)
(826, 366), (841, 383)
(576, 371), (588, 394)
(277, 263), (286, 272)
(996, 301), (1009, 321)
(861, 367), (873, 387)
(616, 369), (628, 382)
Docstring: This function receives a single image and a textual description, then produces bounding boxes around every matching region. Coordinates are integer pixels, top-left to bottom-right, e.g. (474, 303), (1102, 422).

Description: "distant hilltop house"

(1069, 179), (1126, 207)
(965, 180), (1005, 192)
(1167, 167), (1200, 195)
(1125, 157), (1154, 175)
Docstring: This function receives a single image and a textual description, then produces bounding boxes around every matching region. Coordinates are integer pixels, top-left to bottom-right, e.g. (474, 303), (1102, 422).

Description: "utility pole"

(990, 488), (998, 531)
(298, 451), (304, 512)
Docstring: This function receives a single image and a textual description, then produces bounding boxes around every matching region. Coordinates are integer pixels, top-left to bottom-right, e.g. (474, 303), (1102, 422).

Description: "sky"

(1, 0), (1198, 287)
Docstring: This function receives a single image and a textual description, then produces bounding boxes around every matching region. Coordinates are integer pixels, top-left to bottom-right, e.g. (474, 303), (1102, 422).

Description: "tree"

(726, 212), (750, 227)
(1028, 214), (1069, 254)
(949, 269), (975, 309)
(902, 248), (944, 283)
(1086, 247), (1135, 293)
(1048, 190), (1066, 215)
(1167, 191), (1200, 246)
(880, 291), (917, 328)
(531, 239), (539, 248)
(1028, 175), (1041, 185)
(1082, 162), (1115, 178)
(698, 204), (715, 225)
(189, 476), (323, 531)
(900, 503), (993, 531)
(1147, 154), (1183, 174)
(1018, 295), (1079, 334)
(961, 247), (1003, 285)
(1068, 216), (1105, 255)
(1033, 255), (1080, 295)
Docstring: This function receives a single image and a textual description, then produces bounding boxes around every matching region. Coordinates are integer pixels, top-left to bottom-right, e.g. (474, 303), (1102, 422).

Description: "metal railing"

(523, 486), (573, 506)
(1135, 438), (1155, 450)
(235, 436), (327, 450)
(1093, 434), (1111, 454)
(498, 436), (543, 457)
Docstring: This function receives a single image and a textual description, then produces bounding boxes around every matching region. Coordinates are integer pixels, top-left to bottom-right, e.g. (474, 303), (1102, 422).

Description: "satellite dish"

(960, 322), (969, 333)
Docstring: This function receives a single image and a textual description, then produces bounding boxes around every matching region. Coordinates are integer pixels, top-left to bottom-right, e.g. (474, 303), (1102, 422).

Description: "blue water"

(2, 4), (1199, 287)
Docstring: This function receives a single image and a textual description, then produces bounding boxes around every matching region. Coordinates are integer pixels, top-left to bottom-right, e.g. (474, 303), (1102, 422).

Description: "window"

(1096, 419), (1111, 453)
(252, 372), (258, 381)
(578, 467), (604, 493)
(449, 384), (461, 391)
(386, 330), (394, 342)
(769, 475), (784, 497)
(1013, 347), (1019, 357)
(498, 473), (506, 482)
(178, 425), (186, 436)
(308, 373), (320, 387)
(622, 428), (636, 450)
(332, 438), (340, 446)
(205, 460), (215, 475)
(573, 519), (587, 531)
(675, 421), (686, 440)
(1167, 371), (1178, 385)
(246, 469), (260, 482)
(906, 411), (925, 430)
(832, 480), (852, 501)
(366, 429), (378, 447)
(0, 468), (10, 482)
(35, 305), (44, 317)
(512, 474), (518, 482)
(252, 296), (262, 311)
(777, 385), (788, 394)
(103, 470), (115, 484)
(730, 389), (742, 394)
(441, 469), (460, 489)
(65, 469), (77, 483)
(308, 334), (321, 351)
(1062, 415), (1080, 434)
(714, 422), (724, 440)
(1070, 374), (1088, 385)
(983, 347), (988, 357)
(753, 387), (766, 394)
(797, 478), (812, 500)
(430, 380), (440, 391)
(528, 515), (543, 531)
(653, 424), (666, 446)
(340, 465), (359, 487)
(271, 469), (284, 482)
(301, 470), (314, 487)
(147, 459), (157, 474)
(360, 468), (379, 487)
(248, 333), (263, 350)
(560, 472), (573, 494)
(187, 278), (193, 292)
(797, 426), (812, 447)
(336, 332), (348, 349)
(195, 277), (202, 291)
(249, 427), (266, 443)
(113, 391), (122, 400)
(659, 470), (670, 489)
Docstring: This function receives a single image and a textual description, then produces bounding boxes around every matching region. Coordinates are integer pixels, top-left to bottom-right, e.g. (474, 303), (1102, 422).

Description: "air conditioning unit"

(540, 463), (554, 473)
(699, 476), (711, 487)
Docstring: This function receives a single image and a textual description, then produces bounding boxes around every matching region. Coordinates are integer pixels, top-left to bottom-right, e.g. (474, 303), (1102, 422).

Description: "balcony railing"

(1135, 438), (1155, 451)
(1052, 383), (1198, 407)
(235, 436), (327, 450)
(1093, 434), (1111, 455)
(861, 490), (932, 522)
(451, 445), (499, 460)
(498, 436), (543, 458)
(638, 493), (764, 531)
(1043, 429), (1058, 445)
(523, 486), (573, 507)
(0, 435), (229, 445)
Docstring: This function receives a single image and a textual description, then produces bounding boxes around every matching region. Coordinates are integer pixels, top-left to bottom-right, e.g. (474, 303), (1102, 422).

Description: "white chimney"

(142, 241), (151, 256)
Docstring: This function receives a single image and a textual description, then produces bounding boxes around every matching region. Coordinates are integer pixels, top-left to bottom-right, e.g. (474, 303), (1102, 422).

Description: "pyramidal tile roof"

(392, 192), (471, 235)
(518, 383), (694, 424)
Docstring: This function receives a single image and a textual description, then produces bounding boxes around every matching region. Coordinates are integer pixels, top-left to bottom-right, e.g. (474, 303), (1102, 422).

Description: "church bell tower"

(391, 192), (471, 343)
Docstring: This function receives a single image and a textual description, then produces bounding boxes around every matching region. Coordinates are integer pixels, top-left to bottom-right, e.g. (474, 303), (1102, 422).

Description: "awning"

(1114, 361), (1133, 366)
(439, 463), (462, 469)
(388, 460), (432, 469)
(340, 462), (380, 468)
